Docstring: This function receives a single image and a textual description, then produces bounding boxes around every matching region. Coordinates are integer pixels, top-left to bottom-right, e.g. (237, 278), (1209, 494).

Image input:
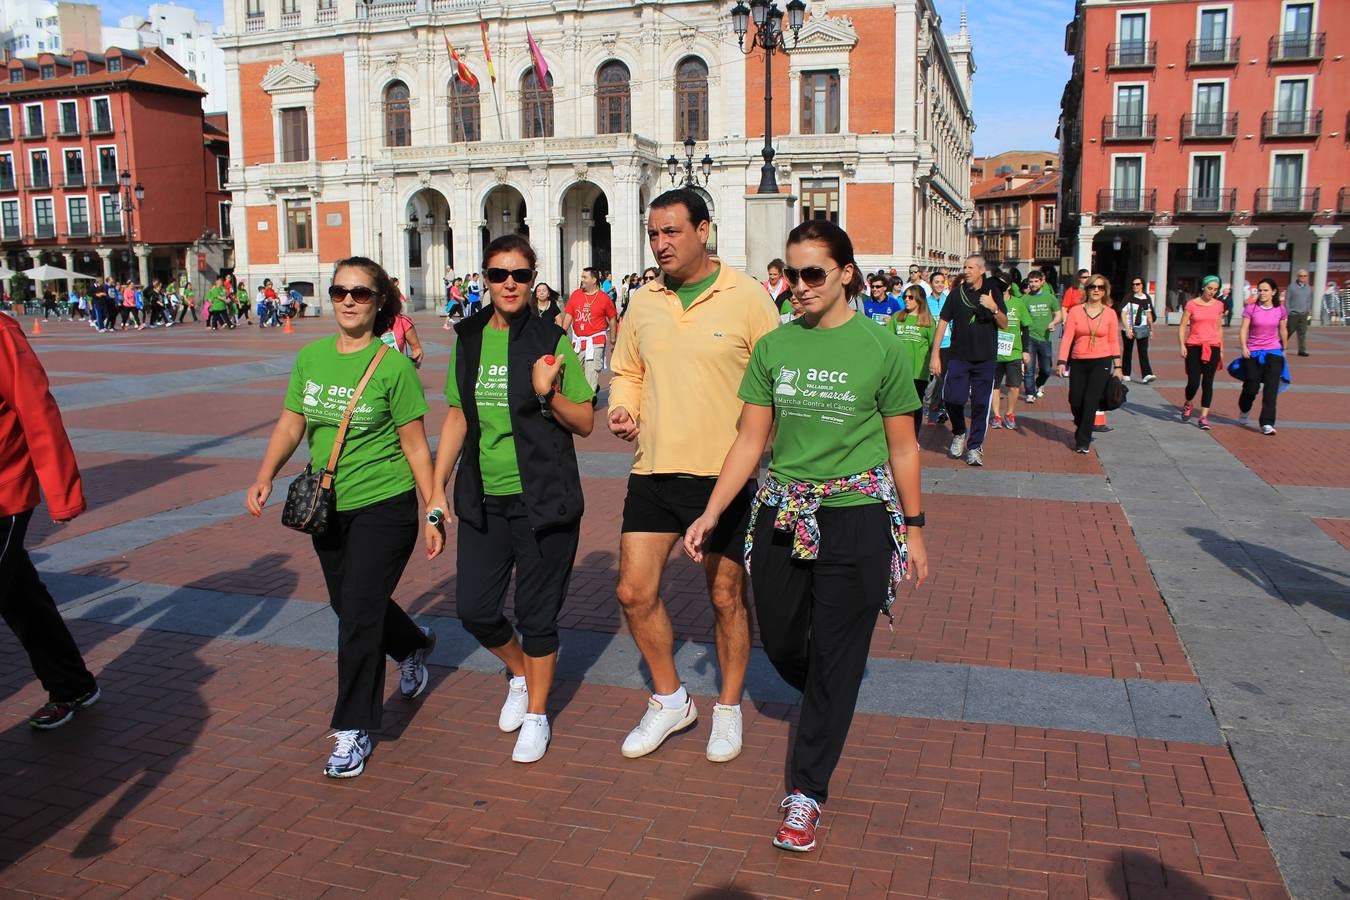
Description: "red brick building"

(0, 46), (231, 287)
(1058, 0), (1348, 315)
(970, 162), (1061, 282)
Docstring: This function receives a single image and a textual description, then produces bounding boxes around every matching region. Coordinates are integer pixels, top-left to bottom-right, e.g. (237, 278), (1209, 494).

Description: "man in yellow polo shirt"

(608, 189), (779, 764)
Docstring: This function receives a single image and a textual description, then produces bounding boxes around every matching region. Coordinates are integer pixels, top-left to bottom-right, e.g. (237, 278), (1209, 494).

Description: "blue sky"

(103, 0), (1068, 157)
(932, 0), (1072, 157)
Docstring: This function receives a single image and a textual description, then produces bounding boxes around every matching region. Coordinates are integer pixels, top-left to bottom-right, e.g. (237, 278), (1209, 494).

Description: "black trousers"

(1184, 346), (1221, 407)
(0, 510), (98, 702)
(911, 378), (929, 433)
(312, 489), (424, 730)
(456, 494), (580, 657)
(1068, 357), (1113, 449)
(1238, 355), (1282, 427)
(750, 503), (892, 804)
(1121, 335), (1152, 378)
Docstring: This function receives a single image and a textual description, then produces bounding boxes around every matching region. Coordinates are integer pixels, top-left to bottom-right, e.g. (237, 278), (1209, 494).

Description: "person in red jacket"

(0, 313), (99, 729)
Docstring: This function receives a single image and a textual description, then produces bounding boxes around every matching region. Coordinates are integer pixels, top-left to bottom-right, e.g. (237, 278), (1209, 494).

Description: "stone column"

(135, 245), (151, 284)
(97, 248), (113, 278)
(1228, 225), (1257, 311)
(1310, 224), (1341, 324)
(1149, 225), (1177, 321)
(1076, 218), (1102, 273)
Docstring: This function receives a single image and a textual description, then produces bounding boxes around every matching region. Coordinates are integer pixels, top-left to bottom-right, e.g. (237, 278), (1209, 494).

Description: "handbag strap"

(319, 344), (390, 489)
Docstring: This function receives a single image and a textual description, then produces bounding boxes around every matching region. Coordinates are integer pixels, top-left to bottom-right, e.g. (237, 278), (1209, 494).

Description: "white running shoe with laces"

(499, 678), (529, 732)
(324, 729), (371, 778)
(398, 625), (436, 700)
(621, 697), (698, 758)
(706, 704), (743, 762)
(512, 716), (551, 763)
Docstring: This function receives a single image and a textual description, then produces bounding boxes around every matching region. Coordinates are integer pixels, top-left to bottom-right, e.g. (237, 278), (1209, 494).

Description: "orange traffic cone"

(1094, 410), (1107, 428)
(31, 318), (42, 336)
(283, 315), (294, 334)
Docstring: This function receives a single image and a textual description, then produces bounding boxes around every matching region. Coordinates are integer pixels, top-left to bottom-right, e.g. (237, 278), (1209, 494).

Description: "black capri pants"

(312, 489), (425, 731)
(1184, 345), (1221, 407)
(456, 494), (580, 658)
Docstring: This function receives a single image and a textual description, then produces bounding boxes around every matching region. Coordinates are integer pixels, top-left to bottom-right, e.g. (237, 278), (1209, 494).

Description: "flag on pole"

(525, 27), (550, 89)
(444, 30), (479, 89)
(477, 14), (496, 84)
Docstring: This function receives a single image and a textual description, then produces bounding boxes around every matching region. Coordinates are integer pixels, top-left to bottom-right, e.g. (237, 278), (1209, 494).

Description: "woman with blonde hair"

(889, 284), (936, 434)
(1057, 274), (1122, 453)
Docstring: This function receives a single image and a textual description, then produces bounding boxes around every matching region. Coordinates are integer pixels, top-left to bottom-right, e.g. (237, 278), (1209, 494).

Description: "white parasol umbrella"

(22, 264), (84, 281)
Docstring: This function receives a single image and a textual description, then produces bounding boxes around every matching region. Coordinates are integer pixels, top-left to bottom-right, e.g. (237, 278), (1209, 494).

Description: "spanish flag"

(478, 14), (496, 84)
(444, 30), (479, 89)
(525, 26), (550, 89)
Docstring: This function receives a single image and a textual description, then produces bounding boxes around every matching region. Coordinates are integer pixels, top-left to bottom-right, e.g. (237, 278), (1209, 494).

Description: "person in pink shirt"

(1056, 274), (1122, 453)
(1178, 275), (1225, 430)
(1237, 278), (1290, 435)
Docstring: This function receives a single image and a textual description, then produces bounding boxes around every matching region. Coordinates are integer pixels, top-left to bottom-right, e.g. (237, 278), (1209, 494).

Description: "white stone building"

(103, 3), (228, 113)
(218, 0), (974, 311)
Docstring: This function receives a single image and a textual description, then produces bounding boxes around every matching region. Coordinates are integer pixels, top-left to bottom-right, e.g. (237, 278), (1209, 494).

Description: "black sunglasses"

(328, 284), (378, 303)
(784, 265), (838, 287)
(485, 267), (535, 284)
(1089, 282), (1108, 290)
(869, 283), (888, 290)
(642, 274), (656, 281)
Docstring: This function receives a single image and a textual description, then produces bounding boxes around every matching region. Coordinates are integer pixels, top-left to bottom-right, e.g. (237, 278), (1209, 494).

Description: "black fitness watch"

(903, 513), (926, 528)
(536, 387), (556, 418)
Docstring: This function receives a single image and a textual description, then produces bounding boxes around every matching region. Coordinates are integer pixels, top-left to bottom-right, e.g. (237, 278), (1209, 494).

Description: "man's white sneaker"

(324, 729), (371, 778)
(499, 678), (529, 732)
(621, 697), (698, 759)
(398, 625), (435, 700)
(948, 433), (967, 458)
(706, 704), (743, 762)
(512, 716), (551, 763)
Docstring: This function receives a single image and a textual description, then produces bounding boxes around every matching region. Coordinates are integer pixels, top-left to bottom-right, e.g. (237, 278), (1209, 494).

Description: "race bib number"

(996, 331), (1015, 357)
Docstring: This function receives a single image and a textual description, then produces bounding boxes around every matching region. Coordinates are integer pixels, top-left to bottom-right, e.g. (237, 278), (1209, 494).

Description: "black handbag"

(281, 345), (389, 535)
(1102, 374), (1129, 411)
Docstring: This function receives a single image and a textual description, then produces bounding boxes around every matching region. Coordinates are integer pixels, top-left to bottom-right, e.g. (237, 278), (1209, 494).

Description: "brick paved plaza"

(2, 310), (1348, 898)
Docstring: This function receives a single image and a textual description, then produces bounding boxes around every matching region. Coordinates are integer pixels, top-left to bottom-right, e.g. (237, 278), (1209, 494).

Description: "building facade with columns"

(217, 0), (974, 312)
(1058, 0), (1348, 316)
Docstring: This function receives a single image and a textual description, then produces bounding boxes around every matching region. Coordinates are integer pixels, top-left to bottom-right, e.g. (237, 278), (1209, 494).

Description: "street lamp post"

(730, 0), (806, 194)
(667, 135), (715, 188)
(118, 169), (144, 282)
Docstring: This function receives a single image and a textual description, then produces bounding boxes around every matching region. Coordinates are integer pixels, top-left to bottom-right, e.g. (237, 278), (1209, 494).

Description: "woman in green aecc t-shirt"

(682, 220), (929, 854)
(428, 234), (595, 766)
(246, 256), (440, 781)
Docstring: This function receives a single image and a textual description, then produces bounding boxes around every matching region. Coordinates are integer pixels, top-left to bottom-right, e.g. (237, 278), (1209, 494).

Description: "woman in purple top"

(1237, 278), (1289, 435)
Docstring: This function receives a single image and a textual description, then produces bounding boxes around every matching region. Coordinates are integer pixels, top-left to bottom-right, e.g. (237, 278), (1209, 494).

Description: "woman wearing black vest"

(427, 235), (595, 763)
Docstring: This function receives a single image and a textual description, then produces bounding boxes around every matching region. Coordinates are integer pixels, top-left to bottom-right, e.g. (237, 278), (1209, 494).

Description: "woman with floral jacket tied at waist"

(246, 256), (440, 780)
(1058, 275), (1123, 454)
(684, 221), (928, 853)
(0, 312), (100, 729)
(429, 236), (595, 764)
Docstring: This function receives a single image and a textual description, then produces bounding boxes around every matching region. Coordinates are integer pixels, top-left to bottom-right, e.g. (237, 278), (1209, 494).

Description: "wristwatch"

(536, 387), (556, 418)
(426, 507), (445, 527)
(903, 513), (926, 528)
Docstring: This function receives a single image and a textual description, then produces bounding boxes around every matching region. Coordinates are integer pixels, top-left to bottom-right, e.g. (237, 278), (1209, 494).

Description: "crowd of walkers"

(1, 185), (1311, 859)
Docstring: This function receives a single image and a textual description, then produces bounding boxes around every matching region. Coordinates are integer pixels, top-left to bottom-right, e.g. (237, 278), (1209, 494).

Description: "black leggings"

(456, 494), (579, 657)
(912, 378), (929, 433)
(1238, 355), (1282, 427)
(1068, 357), (1113, 448)
(1184, 345), (1221, 408)
(311, 489), (426, 730)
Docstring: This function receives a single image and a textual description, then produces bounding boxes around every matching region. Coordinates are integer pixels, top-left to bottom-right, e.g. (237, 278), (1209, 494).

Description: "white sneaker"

(324, 729), (372, 778)
(1122, 375), (1132, 382)
(1262, 424), (1277, 435)
(499, 678), (528, 732)
(1142, 374), (1157, 384)
(512, 716), (550, 763)
(1238, 412), (1250, 426)
(948, 433), (967, 458)
(1036, 388), (1045, 397)
(621, 697), (698, 759)
(706, 704), (743, 762)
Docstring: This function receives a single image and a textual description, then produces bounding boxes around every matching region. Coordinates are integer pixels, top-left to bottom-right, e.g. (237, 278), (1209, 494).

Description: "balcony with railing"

(65, 222), (90, 238)
(1174, 189), (1237, 216)
(1102, 115), (1157, 142)
(1097, 188), (1157, 216)
(0, 225), (19, 242)
(1034, 231), (1058, 259)
(244, 13), (266, 33)
(0, 124), (13, 142)
(280, 9), (301, 27)
(62, 172), (86, 188)
(1269, 32), (1325, 62)
(32, 223), (56, 240)
(22, 124), (45, 140)
(1339, 187), (1349, 216)
(1106, 41), (1156, 69)
(1262, 109), (1322, 140)
(1187, 37), (1240, 66)
(95, 170), (120, 187)
(27, 173), (51, 190)
(316, 6), (337, 23)
(1254, 187), (1319, 215)
(56, 121), (80, 138)
(0, 174), (14, 192)
(100, 218), (124, 236)
(87, 117), (114, 137)
(1180, 112), (1237, 140)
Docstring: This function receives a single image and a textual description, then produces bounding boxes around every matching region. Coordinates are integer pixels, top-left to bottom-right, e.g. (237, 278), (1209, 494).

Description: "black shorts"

(994, 360), (1023, 389)
(621, 474), (753, 557)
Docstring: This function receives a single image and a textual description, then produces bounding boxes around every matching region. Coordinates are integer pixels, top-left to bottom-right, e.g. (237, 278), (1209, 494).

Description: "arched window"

(595, 60), (630, 134)
(675, 56), (708, 142)
(449, 79), (480, 143)
(384, 81), (410, 147)
(521, 69), (553, 139)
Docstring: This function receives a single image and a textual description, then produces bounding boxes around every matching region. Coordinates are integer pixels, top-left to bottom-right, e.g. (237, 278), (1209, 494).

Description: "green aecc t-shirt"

(739, 313), (920, 508)
(284, 337), (429, 511)
(997, 294), (1032, 362)
(444, 327), (595, 496)
(1022, 288), (1061, 342)
(887, 314), (935, 381)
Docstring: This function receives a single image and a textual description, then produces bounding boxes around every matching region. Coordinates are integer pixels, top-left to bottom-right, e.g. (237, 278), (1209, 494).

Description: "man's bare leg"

(704, 552), (751, 705)
(616, 531), (681, 694)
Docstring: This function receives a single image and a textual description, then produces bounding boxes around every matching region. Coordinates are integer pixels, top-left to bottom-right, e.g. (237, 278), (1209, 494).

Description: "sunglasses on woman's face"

(484, 267), (535, 284)
(784, 265), (838, 287)
(1089, 283), (1108, 291)
(328, 284), (378, 303)
(642, 275), (656, 282)
(870, 283), (888, 291)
